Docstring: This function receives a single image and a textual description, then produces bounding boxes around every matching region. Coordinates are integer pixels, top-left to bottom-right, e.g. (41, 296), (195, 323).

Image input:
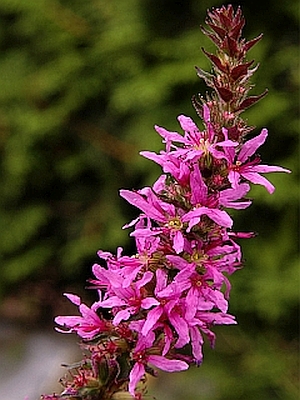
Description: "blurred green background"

(0, 0), (298, 399)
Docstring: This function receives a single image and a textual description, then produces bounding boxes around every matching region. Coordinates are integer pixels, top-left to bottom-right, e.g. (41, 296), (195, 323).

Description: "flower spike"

(40, 5), (290, 400)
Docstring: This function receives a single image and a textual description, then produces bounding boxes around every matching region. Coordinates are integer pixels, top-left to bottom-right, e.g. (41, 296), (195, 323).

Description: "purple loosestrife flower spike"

(42, 5), (290, 400)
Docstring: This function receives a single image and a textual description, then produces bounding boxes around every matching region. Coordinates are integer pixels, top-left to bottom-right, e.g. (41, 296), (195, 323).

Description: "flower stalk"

(39, 5), (290, 400)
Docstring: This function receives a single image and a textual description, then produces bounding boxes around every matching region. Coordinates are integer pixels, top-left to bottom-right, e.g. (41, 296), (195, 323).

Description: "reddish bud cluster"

(193, 4), (268, 142)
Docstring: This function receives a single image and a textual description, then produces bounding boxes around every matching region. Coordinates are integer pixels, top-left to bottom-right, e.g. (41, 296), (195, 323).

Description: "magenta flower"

(99, 271), (158, 325)
(176, 112), (238, 161)
(219, 184), (252, 209)
(141, 111), (238, 186)
(128, 333), (189, 397)
(133, 269), (193, 353)
(129, 214), (161, 257)
(186, 310), (237, 363)
(140, 149), (192, 186)
(166, 236), (242, 298)
(158, 259), (228, 320)
(224, 128), (291, 193)
(120, 188), (187, 253)
(121, 181), (234, 252)
(143, 109), (237, 164)
(181, 205), (233, 231)
(55, 293), (110, 340)
(95, 246), (144, 287)
(190, 162), (252, 210)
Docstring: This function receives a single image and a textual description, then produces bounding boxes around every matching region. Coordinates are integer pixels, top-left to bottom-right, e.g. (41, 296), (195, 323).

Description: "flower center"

(196, 138), (210, 154)
(129, 296), (142, 308)
(133, 350), (147, 364)
(191, 274), (203, 288)
(167, 217), (182, 230)
(231, 160), (242, 171)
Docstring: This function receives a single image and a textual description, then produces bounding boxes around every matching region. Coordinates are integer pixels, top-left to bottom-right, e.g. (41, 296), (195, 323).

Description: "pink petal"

(177, 115), (200, 137)
(152, 174), (167, 192)
(228, 170), (240, 188)
(140, 150), (166, 168)
(238, 128), (268, 163)
(241, 171), (276, 193)
(182, 206), (233, 230)
(173, 230), (184, 254)
(166, 254), (190, 270)
(142, 306), (163, 336)
(162, 325), (173, 356)
(113, 309), (131, 325)
(185, 287), (199, 320)
(136, 271), (154, 289)
(55, 315), (81, 328)
(79, 303), (101, 324)
(63, 293), (81, 306)
(208, 289), (228, 313)
(219, 184), (251, 209)
(223, 145), (236, 163)
(190, 166), (207, 205)
(220, 183), (250, 202)
(154, 125), (186, 145)
(155, 269), (168, 293)
(119, 189), (165, 222)
(251, 164), (291, 174)
(169, 313), (190, 348)
(148, 355), (189, 372)
(129, 362), (145, 397)
(100, 296), (125, 308)
(213, 312), (237, 325)
(204, 208), (233, 228)
(189, 326), (204, 364)
(141, 297), (160, 309)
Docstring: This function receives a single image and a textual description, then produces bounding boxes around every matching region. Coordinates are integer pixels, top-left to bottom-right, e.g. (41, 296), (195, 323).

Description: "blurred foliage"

(0, 0), (298, 399)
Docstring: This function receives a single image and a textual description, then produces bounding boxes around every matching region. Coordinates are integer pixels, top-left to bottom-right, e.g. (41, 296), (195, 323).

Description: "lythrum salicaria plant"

(39, 5), (290, 400)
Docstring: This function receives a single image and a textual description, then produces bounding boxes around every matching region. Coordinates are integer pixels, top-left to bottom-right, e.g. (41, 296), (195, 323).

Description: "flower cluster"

(40, 5), (290, 400)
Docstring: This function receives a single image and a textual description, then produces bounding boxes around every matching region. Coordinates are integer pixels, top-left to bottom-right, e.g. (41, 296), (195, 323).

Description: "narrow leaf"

(243, 33), (263, 52)
(230, 60), (254, 81)
(202, 48), (227, 73)
(237, 89), (268, 111)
